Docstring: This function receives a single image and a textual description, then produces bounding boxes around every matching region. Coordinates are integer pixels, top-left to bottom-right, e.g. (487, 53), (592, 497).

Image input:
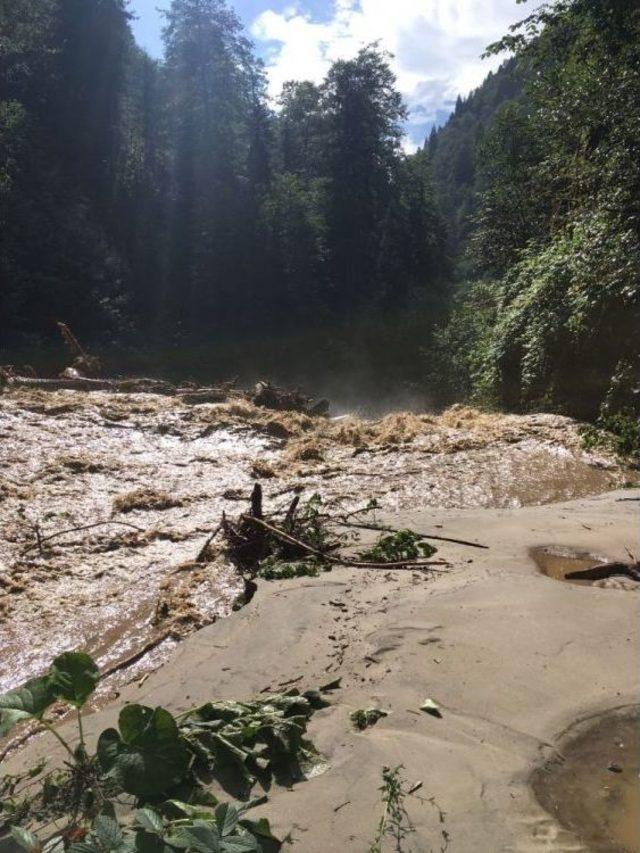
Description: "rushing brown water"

(533, 707), (640, 852)
(0, 389), (631, 698)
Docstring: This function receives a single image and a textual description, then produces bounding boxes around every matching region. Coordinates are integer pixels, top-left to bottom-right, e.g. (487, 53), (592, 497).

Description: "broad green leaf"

(350, 708), (388, 730)
(236, 795), (268, 815)
(220, 836), (259, 853)
(162, 792), (218, 819)
(93, 812), (124, 848)
(119, 705), (179, 746)
(97, 727), (121, 769)
(10, 826), (42, 852)
(238, 818), (279, 842)
(98, 706), (189, 798)
(170, 822), (220, 853)
(49, 652), (99, 708)
(215, 802), (239, 837)
(0, 676), (55, 735)
(133, 833), (170, 853)
(134, 808), (165, 835)
(0, 707), (34, 737)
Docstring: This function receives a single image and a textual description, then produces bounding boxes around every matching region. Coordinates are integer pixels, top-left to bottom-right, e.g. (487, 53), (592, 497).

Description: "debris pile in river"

(1, 370), (331, 417)
(197, 484), (462, 580)
(1, 326), (332, 416)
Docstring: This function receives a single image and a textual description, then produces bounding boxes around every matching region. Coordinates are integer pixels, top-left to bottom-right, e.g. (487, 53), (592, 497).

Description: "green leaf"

(133, 833), (170, 853)
(42, 839), (65, 852)
(350, 708), (388, 730)
(93, 812), (124, 848)
(10, 826), (42, 852)
(97, 706), (190, 798)
(68, 843), (101, 853)
(0, 676), (55, 735)
(49, 652), (99, 708)
(238, 818), (279, 842)
(163, 800), (217, 820)
(119, 704), (178, 746)
(134, 808), (165, 835)
(171, 822), (220, 853)
(215, 802), (239, 837)
(220, 836), (259, 852)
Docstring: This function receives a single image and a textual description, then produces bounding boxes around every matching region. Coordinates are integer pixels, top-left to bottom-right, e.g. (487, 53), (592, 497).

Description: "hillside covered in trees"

(431, 0), (640, 431)
(1, 0), (639, 430)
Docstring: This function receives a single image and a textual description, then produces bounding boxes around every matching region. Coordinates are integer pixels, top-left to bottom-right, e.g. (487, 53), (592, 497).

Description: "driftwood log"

(566, 561), (640, 582)
(252, 380), (329, 415)
(3, 374), (329, 415)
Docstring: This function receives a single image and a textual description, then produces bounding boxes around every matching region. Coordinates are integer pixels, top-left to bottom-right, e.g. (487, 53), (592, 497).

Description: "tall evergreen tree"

(321, 45), (407, 313)
(161, 0), (268, 333)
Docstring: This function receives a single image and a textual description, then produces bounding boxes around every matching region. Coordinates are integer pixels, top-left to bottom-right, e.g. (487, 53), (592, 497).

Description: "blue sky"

(128, 0), (523, 150)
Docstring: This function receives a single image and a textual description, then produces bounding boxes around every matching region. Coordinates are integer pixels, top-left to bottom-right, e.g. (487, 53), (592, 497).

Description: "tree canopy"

(1, 0), (638, 422)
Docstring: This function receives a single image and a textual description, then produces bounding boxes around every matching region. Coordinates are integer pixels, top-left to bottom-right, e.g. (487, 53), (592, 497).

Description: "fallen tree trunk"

(4, 375), (329, 414)
(6, 376), (117, 392)
(6, 375), (178, 393)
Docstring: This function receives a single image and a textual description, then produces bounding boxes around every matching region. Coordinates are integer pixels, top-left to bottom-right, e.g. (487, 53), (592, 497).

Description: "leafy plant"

(350, 709), (388, 730)
(0, 652), (98, 746)
(180, 690), (329, 796)
(255, 556), (331, 580)
(369, 765), (415, 853)
(11, 799), (280, 853)
(1, 652), (331, 852)
(360, 530), (437, 564)
(581, 411), (640, 460)
(97, 705), (190, 799)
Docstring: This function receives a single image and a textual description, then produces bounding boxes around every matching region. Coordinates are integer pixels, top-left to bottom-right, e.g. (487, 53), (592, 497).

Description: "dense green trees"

(432, 0), (640, 423)
(1, 0), (143, 351)
(2, 0), (637, 421)
(0, 0), (447, 383)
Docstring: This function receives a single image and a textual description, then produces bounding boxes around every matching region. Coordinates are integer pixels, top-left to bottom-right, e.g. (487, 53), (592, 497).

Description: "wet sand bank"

(4, 488), (639, 851)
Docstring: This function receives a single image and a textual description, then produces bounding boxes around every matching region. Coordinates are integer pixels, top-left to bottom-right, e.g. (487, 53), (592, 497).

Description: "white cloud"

(251, 0), (523, 148)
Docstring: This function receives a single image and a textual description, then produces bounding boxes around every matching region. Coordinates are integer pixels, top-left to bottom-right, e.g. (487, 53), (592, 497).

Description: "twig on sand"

(332, 519), (488, 550)
(100, 630), (174, 681)
(241, 515), (450, 572)
(21, 520), (145, 555)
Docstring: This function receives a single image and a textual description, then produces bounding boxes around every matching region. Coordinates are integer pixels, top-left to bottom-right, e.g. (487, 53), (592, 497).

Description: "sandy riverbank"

(5, 487), (639, 851)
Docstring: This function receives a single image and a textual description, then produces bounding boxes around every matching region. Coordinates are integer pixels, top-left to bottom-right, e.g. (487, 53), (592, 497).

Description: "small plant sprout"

(369, 765), (416, 853)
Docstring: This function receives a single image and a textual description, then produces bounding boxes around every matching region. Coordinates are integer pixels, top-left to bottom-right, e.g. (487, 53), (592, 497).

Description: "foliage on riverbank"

(0, 652), (332, 851)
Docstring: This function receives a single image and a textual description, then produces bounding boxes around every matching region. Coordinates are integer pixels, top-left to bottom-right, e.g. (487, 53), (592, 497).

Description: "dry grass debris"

(113, 488), (185, 514)
(250, 460), (277, 479)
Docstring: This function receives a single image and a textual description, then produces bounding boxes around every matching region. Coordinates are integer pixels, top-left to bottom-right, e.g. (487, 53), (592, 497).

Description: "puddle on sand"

(532, 707), (640, 853)
(531, 546), (640, 590)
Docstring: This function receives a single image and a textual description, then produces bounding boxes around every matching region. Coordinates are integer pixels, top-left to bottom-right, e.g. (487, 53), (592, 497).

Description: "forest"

(1, 0), (639, 429)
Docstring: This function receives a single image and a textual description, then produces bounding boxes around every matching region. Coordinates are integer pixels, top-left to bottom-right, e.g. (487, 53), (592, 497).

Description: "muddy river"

(0, 389), (632, 698)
